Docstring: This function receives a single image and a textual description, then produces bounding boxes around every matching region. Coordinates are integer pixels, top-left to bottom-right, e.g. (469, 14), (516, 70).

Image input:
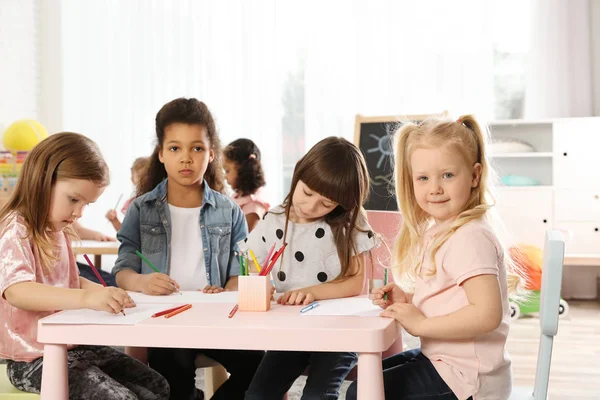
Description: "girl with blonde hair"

(348, 115), (524, 400)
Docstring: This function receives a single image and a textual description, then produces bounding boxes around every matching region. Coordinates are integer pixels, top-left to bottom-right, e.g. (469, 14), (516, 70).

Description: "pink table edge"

(38, 299), (401, 400)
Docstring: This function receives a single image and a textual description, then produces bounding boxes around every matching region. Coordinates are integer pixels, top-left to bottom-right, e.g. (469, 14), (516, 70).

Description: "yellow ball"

(3, 120), (49, 154)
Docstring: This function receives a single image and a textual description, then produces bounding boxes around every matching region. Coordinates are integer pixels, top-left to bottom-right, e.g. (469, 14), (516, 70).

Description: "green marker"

(135, 250), (160, 273)
(383, 269), (388, 302)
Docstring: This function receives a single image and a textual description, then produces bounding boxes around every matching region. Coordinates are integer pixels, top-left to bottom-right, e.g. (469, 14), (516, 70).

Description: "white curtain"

(524, 0), (593, 118)
(59, 0), (283, 231)
(304, 0), (495, 146)
(53, 0), (499, 233)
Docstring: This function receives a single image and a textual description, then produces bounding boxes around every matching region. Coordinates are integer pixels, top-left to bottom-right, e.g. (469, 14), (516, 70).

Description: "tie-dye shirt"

(0, 214), (80, 362)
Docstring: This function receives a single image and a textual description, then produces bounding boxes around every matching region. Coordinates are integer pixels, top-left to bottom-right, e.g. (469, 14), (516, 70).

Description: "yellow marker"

(249, 249), (262, 273)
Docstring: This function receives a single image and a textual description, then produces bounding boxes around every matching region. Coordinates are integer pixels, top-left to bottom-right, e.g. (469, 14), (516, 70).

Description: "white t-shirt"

(168, 204), (208, 290)
(242, 205), (378, 292)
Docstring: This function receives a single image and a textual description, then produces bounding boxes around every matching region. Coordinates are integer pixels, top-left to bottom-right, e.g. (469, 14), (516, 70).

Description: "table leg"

(94, 255), (102, 268)
(357, 352), (384, 400)
(41, 344), (68, 400)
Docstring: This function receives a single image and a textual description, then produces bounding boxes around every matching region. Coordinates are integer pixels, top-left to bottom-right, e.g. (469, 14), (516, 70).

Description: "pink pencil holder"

(238, 275), (271, 312)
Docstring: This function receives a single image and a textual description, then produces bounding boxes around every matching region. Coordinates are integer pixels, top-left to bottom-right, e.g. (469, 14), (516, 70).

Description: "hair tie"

(248, 154), (257, 160)
(457, 117), (463, 124)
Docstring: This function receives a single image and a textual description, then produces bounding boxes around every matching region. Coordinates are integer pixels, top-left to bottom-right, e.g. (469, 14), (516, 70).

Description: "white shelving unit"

(489, 118), (600, 299)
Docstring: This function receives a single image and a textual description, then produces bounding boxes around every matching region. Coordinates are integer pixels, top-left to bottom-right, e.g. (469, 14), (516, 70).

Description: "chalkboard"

(354, 113), (444, 211)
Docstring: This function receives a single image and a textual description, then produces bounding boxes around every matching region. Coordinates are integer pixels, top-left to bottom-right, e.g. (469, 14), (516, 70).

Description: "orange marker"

(164, 304), (192, 318)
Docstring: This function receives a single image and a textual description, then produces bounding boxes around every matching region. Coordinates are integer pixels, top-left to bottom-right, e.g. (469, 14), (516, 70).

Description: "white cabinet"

(554, 190), (600, 222)
(489, 117), (600, 254)
(553, 119), (600, 188)
(494, 187), (552, 249)
(553, 221), (600, 253)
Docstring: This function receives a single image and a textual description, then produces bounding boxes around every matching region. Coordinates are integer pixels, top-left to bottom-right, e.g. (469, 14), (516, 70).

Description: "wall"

(592, 0), (600, 117)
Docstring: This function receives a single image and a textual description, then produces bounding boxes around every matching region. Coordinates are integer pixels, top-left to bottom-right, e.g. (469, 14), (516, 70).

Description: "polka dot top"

(241, 205), (378, 292)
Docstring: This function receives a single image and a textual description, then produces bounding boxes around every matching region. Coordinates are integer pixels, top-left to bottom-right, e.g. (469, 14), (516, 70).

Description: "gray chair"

(509, 230), (565, 400)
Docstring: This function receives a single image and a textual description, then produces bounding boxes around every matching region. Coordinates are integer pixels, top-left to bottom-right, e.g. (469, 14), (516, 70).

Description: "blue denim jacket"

(112, 179), (247, 287)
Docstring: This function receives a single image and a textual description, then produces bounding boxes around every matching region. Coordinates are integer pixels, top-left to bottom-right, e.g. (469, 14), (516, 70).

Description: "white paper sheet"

(40, 303), (179, 325)
(128, 290), (239, 304)
(299, 297), (382, 317)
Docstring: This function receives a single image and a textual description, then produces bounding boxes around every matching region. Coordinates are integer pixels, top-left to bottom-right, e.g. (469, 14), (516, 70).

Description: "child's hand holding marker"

(83, 286), (136, 314)
(135, 250), (180, 295)
(140, 273), (180, 296)
(370, 283), (408, 309)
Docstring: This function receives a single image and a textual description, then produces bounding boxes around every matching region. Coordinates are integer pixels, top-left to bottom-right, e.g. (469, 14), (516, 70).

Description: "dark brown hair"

(223, 138), (266, 196)
(281, 137), (370, 278)
(138, 98), (224, 196)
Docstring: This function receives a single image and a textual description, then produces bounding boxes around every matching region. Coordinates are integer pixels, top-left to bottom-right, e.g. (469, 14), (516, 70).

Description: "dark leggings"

(148, 347), (264, 400)
(7, 345), (169, 400)
(346, 348), (470, 400)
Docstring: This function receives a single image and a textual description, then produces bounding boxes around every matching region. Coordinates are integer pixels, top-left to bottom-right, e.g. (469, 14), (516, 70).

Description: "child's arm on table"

(4, 281), (135, 314)
(113, 203), (179, 295)
(278, 253), (365, 305)
(370, 283), (412, 308)
(382, 274), (502, 339)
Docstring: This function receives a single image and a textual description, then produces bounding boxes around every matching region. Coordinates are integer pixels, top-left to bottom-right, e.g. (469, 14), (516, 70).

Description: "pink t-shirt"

(232, 187), (270, 219)
(121, 197), (134, 215)
(0, 214), (80, 362)
(414, 218), (512, 400)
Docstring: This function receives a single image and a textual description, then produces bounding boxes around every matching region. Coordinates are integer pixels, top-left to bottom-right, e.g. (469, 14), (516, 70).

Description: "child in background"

(347, 115), (524, 400)
(223, 138), (270, 231)
(105, 156), (149, 231)
(243, 137), (378, 400)
(0, 132), (169, 399)
(112, 98), (263, 400)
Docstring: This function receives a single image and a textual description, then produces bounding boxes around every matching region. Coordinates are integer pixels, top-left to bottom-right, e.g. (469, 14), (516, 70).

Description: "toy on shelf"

(2, 120), (48, 155)
(0, 120), (43, 205)
(508, 244), (569, 320)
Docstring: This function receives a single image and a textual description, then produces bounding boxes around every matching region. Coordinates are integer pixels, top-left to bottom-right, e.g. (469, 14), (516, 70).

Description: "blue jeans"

(346, 349), (467, 400)
(77, 262), (118, 287)
(245, 350), (357, 400)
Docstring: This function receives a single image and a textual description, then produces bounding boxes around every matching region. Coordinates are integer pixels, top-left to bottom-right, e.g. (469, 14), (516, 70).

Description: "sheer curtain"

(524, 0), (593, 118)
(59, 0), (283, 231)
(303, 0), (495, 146)
(54, 0), (498, 232)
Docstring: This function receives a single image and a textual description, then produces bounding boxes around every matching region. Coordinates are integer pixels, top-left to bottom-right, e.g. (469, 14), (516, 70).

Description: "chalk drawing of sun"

(367, 133), (394, 169)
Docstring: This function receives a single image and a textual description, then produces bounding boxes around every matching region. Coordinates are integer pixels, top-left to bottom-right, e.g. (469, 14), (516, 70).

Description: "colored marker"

(249, 249), (261, 273)
(228, 304), (239, 318)
(384, 269), (388, 302)
(260, 243), (288, 276)
(114, 193), (124, 211)
(135, 250), (160, 273)
(300, 302), (320, 314)
(164, 304), (192, 318)
(83, 254), (126, 316)
(152, 305), (187, 318)
(262, 243), (276, 270)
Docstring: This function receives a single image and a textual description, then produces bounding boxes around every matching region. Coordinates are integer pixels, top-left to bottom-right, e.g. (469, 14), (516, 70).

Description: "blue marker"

(300, 302), (320, 314)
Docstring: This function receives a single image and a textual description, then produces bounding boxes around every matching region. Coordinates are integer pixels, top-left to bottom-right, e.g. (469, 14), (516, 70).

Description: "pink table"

(38, 301), (401, 399)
